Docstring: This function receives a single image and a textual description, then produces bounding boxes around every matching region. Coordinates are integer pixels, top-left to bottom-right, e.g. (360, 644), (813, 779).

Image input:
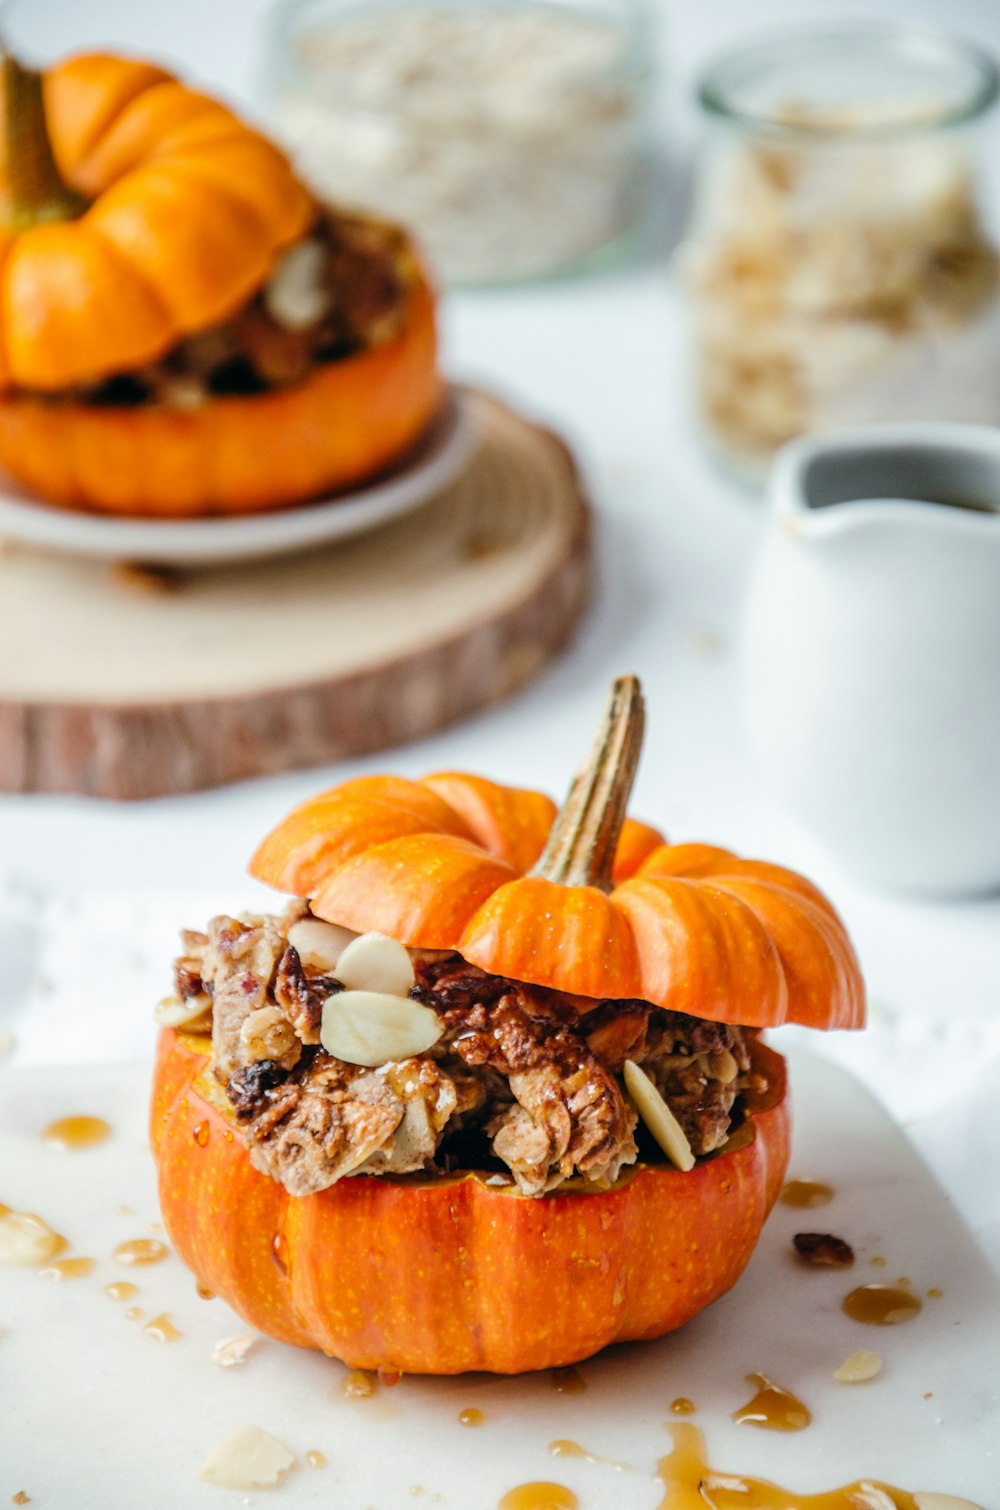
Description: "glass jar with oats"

(264, 0), (652, 286)
(686, 25), (1000, 481)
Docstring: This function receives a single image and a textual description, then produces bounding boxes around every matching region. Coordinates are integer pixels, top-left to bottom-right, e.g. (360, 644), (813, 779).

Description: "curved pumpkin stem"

(531, 674), (645, 893)
(2, 49), (85, 231)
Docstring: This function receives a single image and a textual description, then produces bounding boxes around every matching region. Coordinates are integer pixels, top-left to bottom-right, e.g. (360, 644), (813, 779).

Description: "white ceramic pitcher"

(743, 423), (1000, 895)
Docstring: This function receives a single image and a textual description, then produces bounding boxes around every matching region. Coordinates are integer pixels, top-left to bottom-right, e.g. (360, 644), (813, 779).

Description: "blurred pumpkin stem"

(532, 674), (645, 892)
(2, 49), (86, 230)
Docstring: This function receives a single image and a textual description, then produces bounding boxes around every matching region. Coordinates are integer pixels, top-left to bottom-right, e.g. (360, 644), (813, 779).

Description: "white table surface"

(2, 0), (999, 1277)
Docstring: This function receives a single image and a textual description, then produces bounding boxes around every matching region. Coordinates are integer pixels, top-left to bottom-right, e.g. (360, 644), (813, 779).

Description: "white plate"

(1, 1046), (998, 1507)
(0, 388), (474, 566)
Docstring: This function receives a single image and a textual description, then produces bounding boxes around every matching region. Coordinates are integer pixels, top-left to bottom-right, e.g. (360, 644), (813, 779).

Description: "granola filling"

(35, 208), (417, 409)
(170, 905), (764, 1200)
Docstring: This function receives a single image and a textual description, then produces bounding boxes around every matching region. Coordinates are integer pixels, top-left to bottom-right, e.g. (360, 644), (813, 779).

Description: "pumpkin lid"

(251, 676), (866, 1032)
(0, 49), (313, 391)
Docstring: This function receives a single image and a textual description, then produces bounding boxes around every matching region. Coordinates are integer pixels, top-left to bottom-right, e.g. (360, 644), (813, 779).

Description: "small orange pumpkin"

(0, 51), (440, 515)
(251, 680), (865, 1032)
(152, 677), (864, 1375)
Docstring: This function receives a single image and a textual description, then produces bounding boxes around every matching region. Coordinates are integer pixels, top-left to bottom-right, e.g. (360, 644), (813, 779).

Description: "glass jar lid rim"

(698, 22), (1000, 138)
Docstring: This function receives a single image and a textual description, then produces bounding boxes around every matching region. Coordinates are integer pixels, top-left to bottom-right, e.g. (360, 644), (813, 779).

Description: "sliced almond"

(211, 1332), (259, 1369)
(833, 1348), (883, 1383)
(0, 1209), (66, 1267)
(320, 991), (442, 1067)
(623, 1059), (695, 1172)
(914, 1496), (988, 1510)
(287, 918), (356, 973)
(154, 993), (213, 1031)
(199, 1425), (295, 1489)
(334, 932), (415, 998)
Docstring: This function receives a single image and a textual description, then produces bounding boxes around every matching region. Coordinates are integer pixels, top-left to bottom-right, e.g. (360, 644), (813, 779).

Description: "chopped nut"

(12, 1493), (30, 1505)
(833, 1348), (883, 1383)
(286, 918), (355, 973)
(334, 931), (415, 998)
(320, 990), (443, 1067)
(623, 1059), (695, 1172)
(240, 1006), (301, 1068)
(211, 1332), (259, 1368)
(711, 1048), (739, 1084)
(793, 1232), (855, 1267)
(199, 1426), (295, 1490)
(154, 993), (213, 1031)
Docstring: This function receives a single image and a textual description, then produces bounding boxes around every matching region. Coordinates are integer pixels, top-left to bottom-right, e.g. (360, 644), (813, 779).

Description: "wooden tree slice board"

(0, 391), (592, 800)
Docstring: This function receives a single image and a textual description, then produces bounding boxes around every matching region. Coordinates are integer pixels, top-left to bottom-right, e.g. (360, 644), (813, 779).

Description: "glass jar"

(686, 24), (1000, 481)
(263, 0), (652, 287)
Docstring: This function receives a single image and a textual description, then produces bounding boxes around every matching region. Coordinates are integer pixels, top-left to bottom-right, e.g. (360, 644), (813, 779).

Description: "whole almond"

(321, 990), (442, 1067)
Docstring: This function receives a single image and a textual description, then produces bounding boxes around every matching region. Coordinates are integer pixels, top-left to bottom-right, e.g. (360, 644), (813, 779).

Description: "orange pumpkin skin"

(151, 1028), (790, 1374)
(0, 273), (440, 515)
(0, 53), (313, 391)
(250, 772), (866, 1033)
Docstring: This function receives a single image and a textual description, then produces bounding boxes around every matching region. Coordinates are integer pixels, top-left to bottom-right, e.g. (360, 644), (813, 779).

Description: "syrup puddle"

(41, 1115), (111, 1150)
(458, 1408), (485, 1427)
(105, 1281), (138, 1301)
(549, 1439), (631, 1472)
(550, 1366), (586, 1394)
(498, 1485), (578, 1509)
(39, 1256), (95, 1282)
(113, 1238), (169, 1267)
(732, 1373), (812, 1432)
(779, 1179), (834, 1209)
(843, 1284), (923, 1326)
(0, 1205), (67, 1266)
(670, 1398), (696, 1416)
(657, 1422), (919, 1508)
(143, 1313), (182, 1343)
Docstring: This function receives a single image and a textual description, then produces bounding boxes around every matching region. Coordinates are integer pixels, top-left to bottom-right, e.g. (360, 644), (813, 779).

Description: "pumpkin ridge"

(45, 55), (174, 188)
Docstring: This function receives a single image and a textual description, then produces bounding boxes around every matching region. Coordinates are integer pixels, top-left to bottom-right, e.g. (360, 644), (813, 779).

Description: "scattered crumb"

(927, 1287), (943, 1299)
(111, 561), (184, 595)
(212, 1333), (259, 1368)
(833, 1349), (883, 1384)
(924, 1392), (933, 1400)
(793, 1232), (855, 1267)
(870, 1255), (886, 1267)
(200, 1426), (295, 1490)
(687, 624), (725, 658)
(12, 1494), (30, 1505)
(305, 1451), (326, 1469)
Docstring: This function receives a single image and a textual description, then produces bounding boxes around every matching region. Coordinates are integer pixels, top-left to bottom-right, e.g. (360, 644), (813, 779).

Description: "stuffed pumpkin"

(151, 676), (865, 1374)
(0, 51), (439, 515)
